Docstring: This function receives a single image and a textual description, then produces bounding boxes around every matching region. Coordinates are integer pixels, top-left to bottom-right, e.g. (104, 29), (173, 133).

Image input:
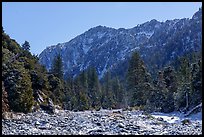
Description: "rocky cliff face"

(39, 8), (202, 79)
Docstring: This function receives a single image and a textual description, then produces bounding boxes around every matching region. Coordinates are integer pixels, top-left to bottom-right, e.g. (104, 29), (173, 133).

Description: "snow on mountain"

(39, 8), (202, 79)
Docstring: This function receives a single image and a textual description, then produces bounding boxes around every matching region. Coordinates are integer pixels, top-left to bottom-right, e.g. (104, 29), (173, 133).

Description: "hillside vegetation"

(2, 27), (202, 115)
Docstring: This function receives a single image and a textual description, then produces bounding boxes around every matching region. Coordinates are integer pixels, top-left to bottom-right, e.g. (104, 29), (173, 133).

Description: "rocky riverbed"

(2, 109), (202, 135)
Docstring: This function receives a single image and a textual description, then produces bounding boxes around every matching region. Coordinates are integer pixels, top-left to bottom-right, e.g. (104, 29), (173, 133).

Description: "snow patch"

(87, 38), (93, 44)
(97, 32), (105, 39)
(99, 62), (108, 79)
(151, 111), (202, 124)
(130, 47), (140, 51)
(59, 43), (66, 49)
(137, 31), (154, 38)
(83, 44), (91, 54)
(98, 39), (111, 48)
(170, 51), (176, 58)
(155, 23), (161, 29)
(146, 45), (153, 48)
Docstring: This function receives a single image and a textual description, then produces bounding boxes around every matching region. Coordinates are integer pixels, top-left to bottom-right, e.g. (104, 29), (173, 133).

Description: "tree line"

(51, 50), (202, 113)
(2, 28), (202, 114)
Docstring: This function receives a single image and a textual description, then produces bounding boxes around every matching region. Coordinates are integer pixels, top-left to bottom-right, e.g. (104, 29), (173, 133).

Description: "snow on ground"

(151, 111), (202, 124)
(2, 109), (202, 135)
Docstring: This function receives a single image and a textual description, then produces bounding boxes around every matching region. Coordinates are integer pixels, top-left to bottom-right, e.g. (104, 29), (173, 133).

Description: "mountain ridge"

(39, 8), (202, 79)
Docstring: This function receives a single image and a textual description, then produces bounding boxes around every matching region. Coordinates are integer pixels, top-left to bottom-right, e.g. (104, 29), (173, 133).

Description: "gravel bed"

(2, 109), (202, 135)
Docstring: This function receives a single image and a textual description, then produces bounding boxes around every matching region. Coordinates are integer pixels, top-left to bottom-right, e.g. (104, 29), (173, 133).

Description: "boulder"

(157, 117), (164, 121)
(181, 119), (191, 125)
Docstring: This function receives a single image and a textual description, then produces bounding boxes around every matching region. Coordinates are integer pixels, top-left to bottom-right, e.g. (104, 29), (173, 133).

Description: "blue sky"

(2, 2), (202, 55)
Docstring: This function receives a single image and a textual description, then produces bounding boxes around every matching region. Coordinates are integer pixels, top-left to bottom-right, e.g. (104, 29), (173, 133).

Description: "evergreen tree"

(2, 82), (10, 113)
(2, 32), (20, 54)
(78, 70), (90, 110)
(111, 76), (124, 108)
(162, 66), (177, 112)
(22, 41), (30, 51)
(174, 57), (191, 111)
(78, 70), (89, 95)
(87, 67), (101, 110)
(70, 95), (78, 110)
(146, 71), (167, 112)
(2, 29), (64, 113)
(51, 54), (63, 79)
(190, 60), (202, 107)
(78, 91), (89, 111)
(65, 76), (81, 110)
(126, 51), (152, 107)
(63, 77), (74, 110)
(4, 62), (34, 113)
(48, 74), (65, 106)
(102, 70), (115, 109)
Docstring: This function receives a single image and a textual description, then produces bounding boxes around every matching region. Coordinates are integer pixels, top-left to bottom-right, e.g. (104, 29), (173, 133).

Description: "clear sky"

(2, 2), (202, 55)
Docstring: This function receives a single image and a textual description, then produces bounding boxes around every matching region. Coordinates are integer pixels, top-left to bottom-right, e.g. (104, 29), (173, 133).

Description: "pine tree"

(48, 74), (65, 106)
(22, 41), (30, 51)
(111, 77), (124, 108)
(162, 66), (177, 112)
(102, 70), (115, 109)
(190, 60), (202, 107)
(87, 67), (101, 110)
(126, 51), (152, 107)
(2, 29), (66, 113)
(78, 70), (89, 94)
(51, 54), (63, 79)
(4, 62), (34, 113)
(146, 71), (167, 112)
(30, 70), (50, 92)
(70, 95), (78, 110)
(67, 76), (79, 110)
(63, 77), (74, 110)
(78, 91), (89, 111)
(174, 57), (191, 111)
(2, 82), (10, 113)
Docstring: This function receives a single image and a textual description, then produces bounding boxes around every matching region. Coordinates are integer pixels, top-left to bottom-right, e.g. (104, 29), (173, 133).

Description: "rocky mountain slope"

(39, 8), (202, 79)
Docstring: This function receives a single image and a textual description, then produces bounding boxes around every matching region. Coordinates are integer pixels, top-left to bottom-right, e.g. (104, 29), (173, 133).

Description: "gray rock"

(96, 122), (101, 126)
(157, 117), (164, 121)
(35, 121), (40, 125)
(1, 109), (202, 135)
(118, 123), (125, 128)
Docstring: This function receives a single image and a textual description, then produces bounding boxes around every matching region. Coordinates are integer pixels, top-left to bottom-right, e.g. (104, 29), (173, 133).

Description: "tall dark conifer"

(126, 51), (152, 107)
(102, 70), (115, 109)
(51, 54), (63, 79)
(22, 41), (30, 51)
(87, 67), (101, 109)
